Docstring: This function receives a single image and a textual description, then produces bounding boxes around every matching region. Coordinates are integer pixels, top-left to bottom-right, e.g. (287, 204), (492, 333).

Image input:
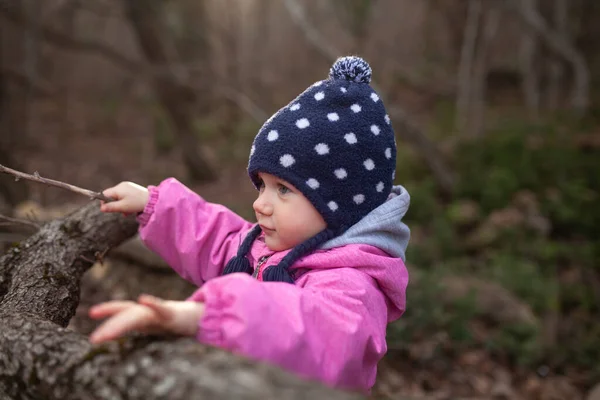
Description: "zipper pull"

(252, 255), (270, 279)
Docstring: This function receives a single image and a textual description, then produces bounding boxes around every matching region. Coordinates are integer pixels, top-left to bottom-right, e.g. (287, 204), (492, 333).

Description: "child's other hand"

(88, 294), (205, 344)
(100, 181), (149, 214)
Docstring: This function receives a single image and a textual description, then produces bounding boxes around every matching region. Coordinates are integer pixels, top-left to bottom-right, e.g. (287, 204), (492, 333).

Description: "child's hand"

(100, 181), (150, 214)
(88, 294), (205, 344)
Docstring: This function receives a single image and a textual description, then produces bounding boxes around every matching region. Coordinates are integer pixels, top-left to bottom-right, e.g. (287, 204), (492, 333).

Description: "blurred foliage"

(388, 115), (600, 380)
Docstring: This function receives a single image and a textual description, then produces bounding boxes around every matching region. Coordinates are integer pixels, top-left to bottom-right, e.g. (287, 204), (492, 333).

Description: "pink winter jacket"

(137, 178), (410, 393)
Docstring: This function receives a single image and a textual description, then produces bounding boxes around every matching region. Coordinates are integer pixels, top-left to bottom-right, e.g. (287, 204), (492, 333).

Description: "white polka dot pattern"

(315, 143), (329, 155)
(280, 154), (295, 168)
(344, 133), (357, 144)
(296, 118), (310, 129)
(334, 168), (347, 179)
(306, 178), (320, 189)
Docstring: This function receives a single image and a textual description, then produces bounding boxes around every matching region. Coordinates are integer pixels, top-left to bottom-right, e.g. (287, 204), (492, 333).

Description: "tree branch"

(0, 313), (364, 400)
(0, 213), (39, 230)
(0, 164), (113, 202)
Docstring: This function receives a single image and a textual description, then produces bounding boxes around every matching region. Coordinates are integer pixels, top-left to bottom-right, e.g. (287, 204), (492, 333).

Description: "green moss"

(60, 220), (83, 237)
(83, 345), (112, 362)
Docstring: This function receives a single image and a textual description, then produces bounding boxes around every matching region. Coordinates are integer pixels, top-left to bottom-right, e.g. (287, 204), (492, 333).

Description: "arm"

(190, 269), (389, 392)
(137, 178), (255, 285)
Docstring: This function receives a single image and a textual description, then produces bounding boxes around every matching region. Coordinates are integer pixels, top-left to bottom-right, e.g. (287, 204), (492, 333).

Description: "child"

(89, 56), (410, 393)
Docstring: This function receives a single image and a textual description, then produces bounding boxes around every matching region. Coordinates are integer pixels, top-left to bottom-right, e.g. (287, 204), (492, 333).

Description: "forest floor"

(5, 100), (595, 400)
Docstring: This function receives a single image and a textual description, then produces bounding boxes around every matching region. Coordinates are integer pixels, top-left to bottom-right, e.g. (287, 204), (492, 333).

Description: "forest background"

(0, 1), (599, 399)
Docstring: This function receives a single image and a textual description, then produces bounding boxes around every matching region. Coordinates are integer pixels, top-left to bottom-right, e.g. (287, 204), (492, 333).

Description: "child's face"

(253, 172), (327, 251)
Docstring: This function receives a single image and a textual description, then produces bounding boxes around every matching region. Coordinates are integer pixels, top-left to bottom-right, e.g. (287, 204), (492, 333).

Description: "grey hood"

(320, 185), (410, 261)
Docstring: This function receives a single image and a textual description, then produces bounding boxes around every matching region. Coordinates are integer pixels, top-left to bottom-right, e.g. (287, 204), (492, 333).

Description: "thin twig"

(0, 214), (40, 229)
(0, 164), (114, 202)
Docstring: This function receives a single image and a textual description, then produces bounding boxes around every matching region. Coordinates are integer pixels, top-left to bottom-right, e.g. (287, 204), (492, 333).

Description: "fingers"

(88, 300), (136, 319)
(98, 182), (149, 214)
(102, 186), (121, 200)
(100, 185), (126, 213)
(89, 305), (154, 344)
(88, 297), (205, 343)
(100, 199), (132, 214)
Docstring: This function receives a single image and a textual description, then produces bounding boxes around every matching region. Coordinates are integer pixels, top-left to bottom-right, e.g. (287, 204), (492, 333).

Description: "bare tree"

(469, 3), (500, 138)
(504, 0), (590, 115)
(0, 1), (139, 73)
(0, 2), (31, 208)
(546, 0), (568, 110)
(123, 0), (216, 182)
(455, 0), (482, 137)
(519, 0), (541, 119)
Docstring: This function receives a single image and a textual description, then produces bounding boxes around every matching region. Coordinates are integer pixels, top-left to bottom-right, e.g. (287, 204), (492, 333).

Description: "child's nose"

(253, 193), (273, 216)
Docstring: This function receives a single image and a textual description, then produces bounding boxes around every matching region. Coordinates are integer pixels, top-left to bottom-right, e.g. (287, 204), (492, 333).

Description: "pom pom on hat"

(329, 56), (372, 83)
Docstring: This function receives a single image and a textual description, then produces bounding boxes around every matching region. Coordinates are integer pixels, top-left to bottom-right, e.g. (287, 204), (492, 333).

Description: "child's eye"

(257, 179), (265, 191)
(278, 184), (291, 195)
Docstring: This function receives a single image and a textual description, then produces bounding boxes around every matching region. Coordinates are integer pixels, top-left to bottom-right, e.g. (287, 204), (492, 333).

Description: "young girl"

(89, 56), (410, 393)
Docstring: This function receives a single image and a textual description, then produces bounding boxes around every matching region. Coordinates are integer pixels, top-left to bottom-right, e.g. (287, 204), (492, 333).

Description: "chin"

(265, 239), (288, 252)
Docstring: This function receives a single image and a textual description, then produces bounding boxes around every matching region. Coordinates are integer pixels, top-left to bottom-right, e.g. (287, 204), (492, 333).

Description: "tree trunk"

(546, 0), (568, 110)
(505, 0), (590, 115)
(123, 0), (217, 183)
(0, 202), (364, 399)
(0, 4), (29, 208)
(469, 5), (500, 138)
(519, 0), (541, 119)
(455, 0), (482, 137)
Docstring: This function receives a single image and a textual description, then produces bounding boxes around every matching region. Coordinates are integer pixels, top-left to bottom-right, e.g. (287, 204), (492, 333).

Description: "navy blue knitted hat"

(223, 56), (396, 283)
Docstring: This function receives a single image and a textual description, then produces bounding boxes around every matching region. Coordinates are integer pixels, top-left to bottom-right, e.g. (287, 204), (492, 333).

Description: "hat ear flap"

(262, 228), (336, 284)
(222, 225), (262, 276)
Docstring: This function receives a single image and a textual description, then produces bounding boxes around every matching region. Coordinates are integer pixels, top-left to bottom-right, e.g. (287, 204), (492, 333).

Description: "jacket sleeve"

(137, 178), (255, 286)
(188, 269), (389, 392)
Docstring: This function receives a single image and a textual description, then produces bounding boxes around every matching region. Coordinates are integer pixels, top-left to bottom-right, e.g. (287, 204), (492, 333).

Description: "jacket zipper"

(252, 255), (271, 279)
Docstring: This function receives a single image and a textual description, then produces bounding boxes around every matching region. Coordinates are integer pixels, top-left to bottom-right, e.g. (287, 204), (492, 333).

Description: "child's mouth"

(260, 225), (275, 233)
